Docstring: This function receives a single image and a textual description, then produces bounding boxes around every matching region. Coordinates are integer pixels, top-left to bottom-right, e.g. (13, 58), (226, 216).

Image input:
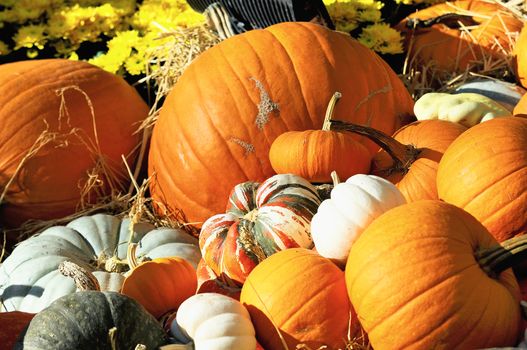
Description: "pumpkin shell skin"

(148, 21), (414, 225)
(311, 174), (406, 265)
(269, 129), (371, 183)
(397, 0), (523, 74)
(196, 259), (242, 300)
(121, 257), (197, 319)
(199, 174), (320, 285)
(170, 293), (257, 350)
(240, 248), (358, 350)
(0, 59), (148, 231)
(345, 200), (521, 350)
(373, 120), (467, 202)
(514, 93), (527, 116)
(0, 311), (34, 350)
(437, 117), (527, 242)
(514, 24), (527, 89)
(0, 214), (201, 312)
(14, 291), (167, 350)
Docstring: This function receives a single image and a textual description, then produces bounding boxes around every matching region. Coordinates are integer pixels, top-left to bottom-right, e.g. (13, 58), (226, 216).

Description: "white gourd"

(311, 174), (406, 265)
(169, 293), (256, 350)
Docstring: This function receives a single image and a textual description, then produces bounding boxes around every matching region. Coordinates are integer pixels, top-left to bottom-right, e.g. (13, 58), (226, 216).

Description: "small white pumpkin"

(414, 92), (511, 127)
(168, 293), (256, 350)
(311, 173), (406, 265)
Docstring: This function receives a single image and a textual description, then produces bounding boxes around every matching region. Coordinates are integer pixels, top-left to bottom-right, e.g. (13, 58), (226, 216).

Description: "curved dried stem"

(58, 260), (100, 291)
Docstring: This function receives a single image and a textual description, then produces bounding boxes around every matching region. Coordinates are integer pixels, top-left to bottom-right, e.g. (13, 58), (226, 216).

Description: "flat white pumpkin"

(169, 293), (256, 350)
(311, 174), (406, 265)
(414, 92), (511, 127)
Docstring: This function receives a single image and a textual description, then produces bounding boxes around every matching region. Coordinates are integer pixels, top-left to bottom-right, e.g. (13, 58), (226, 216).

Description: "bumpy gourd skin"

(14, 291), (167, 350)
(414, 92), (511, 127)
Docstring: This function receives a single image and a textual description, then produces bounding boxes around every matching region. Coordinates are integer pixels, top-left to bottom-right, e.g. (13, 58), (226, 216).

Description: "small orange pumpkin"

(121, 257), (197, 318)
(240, 248), (361, 350)
(269, 92), (371, 183)
(346, 200), (522, 349)
(330, 119), (466, 202)
(437, 116), (527, 242)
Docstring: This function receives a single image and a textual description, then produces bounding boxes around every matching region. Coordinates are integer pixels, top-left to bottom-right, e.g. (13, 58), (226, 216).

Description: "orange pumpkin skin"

(373, 120), (466, 202)
(346, 201), (521, 350)
(240, 248), (359, 350)
(437, 117), (527, 242)
(0, 59), (148, 230)
(148, 22), (414, 225)
(514, 24), (527, 89)
(269, 129), (371, 183)
(397, 0), (523, 74)
(196, 259), (241, 300)
(121, 257), (197, 318)
(0, 311), (34, 349)
(514, 93), (527, 115)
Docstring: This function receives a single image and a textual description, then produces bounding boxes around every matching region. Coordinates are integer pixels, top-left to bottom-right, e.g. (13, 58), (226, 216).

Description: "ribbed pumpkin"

(0, 59), (148, 232)
(346, 200), (522, 350)
(437, 116), (527, 242)
(121, 257), (197, 318)
(514, 24), (527, 88)
(199, 174), (320, 286)
(269, 92), (371, 183)
(241, 248), (359, 350)
(331, 119), (466, 202)
(148, 22), (414, 225)
(14, 291), (167, 350)
(397, 0), (523, 74)
(0, 214), (200, 313)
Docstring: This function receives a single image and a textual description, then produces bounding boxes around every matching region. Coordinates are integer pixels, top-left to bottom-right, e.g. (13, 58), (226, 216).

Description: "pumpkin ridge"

(265, 28), (317, 128)
(280, 270), (344, 329)
(460, 164), (527, 210)
(189, 67), (252, 181)
(214, 39), (272, 168)
(480, 190), (527, 233)
(403, 270), (490, 349)
(365, 262), (480, 335)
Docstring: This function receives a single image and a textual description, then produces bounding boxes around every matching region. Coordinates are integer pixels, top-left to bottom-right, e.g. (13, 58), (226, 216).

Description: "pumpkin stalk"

(331, 171), (341, 186)
(58, 261), (100, 291)
(406, 13), (477, 29)
(127, 243), (140, 270)
(476, 235), (527, 278)
(322, 92), (342, 131)
(329, 120), (421, 175)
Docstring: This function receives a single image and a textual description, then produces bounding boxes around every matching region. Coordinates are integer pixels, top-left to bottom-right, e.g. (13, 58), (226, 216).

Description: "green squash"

(14, 291), (167, 350)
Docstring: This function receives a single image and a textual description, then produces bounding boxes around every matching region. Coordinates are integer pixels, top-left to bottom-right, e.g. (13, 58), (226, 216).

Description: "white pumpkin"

(168, 293), (256, 350)
(0, 214), (201, 313)
(311, 174), (406, 265)
(414, 92), (511, 127)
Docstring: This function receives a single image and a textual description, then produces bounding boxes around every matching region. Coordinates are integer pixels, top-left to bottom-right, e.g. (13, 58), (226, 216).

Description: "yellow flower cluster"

(0, 0), (205, 76)
(323, 0), (404, 54)
(88, 0), (205, 76)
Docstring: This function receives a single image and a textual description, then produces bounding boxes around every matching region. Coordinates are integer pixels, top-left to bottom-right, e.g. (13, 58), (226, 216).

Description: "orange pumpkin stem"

(58, 260), (101, 291)
(329, 120), (421, 175)
(476, 235), (527, 278)
(322, 92), (342, 131)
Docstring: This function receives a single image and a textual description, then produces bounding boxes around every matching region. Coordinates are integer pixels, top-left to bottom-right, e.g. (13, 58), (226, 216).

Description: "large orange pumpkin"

(397, 0), (523, 74)
(240, 248), (360, 350)
(331, 119), (466, 202)
(437, 116), (527, 242)
(148, 22), (414, 225)
(0, 59), (148, 232)
(514, 24), (527, 89)
(346, 200), (522, 349)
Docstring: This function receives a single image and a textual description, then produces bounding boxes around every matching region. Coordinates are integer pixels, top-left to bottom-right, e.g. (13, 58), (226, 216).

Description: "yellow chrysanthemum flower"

(13, 24), (47, 50)
(0, 40), (11, 55)
(358, 23), (403, 55)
